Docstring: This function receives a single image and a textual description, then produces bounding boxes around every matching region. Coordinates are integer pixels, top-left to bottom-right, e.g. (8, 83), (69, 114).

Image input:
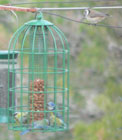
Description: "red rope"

(0, 5), (37, 12)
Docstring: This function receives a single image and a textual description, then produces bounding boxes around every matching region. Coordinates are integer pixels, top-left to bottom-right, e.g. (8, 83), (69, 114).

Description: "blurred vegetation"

(0, 0), (122, 140)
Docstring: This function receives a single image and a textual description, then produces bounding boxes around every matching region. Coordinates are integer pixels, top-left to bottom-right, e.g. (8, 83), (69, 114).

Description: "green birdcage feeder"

(8, 13), (69, 133)
(0, 51), (18, 123)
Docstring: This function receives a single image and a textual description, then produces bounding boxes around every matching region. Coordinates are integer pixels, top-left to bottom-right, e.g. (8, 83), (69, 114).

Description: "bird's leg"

(93, 24), (97, 26)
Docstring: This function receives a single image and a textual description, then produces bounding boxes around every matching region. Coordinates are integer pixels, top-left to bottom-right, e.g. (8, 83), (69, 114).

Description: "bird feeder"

(8, 13), (69, 132)
(0, 51), (18, 123)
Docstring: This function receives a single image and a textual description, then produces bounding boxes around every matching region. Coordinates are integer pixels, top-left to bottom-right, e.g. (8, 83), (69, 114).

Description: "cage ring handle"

(35, 8), (43, 20)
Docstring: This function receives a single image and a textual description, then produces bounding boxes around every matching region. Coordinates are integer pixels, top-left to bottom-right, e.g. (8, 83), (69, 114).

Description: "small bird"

(47, 102), (62, 119)
(14, 112), (28, 124)
(20, 119), (49, 135)
(47, 102), (66, 128)
(83, 8), (110, 24)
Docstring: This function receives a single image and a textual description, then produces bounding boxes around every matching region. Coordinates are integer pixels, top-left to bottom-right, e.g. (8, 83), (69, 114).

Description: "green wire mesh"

(8, 13), (69, 132)
(0, 51), (18, 123)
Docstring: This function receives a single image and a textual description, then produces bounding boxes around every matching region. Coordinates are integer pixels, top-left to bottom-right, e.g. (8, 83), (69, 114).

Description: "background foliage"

(0, 0), (122, 140)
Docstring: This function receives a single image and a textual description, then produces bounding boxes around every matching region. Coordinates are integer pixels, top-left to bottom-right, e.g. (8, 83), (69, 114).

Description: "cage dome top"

(25, 12), (53, 26)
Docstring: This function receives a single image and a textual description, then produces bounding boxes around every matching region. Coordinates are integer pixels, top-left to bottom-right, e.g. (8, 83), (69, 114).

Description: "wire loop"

(35, 8), (43, 19)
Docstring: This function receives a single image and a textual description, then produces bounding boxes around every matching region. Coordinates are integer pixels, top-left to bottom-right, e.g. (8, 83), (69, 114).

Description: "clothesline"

(0, 5), (122, 13)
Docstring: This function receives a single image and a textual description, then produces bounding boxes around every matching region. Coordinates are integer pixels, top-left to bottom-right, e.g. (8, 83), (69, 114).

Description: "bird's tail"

(59, 119), (67, 129)
(20, 129), (30, 135)
(106, 14), (112, 17)
(63, 123), (67, 129)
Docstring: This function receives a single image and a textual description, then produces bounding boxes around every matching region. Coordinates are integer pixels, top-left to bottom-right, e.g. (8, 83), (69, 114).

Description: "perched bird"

(14, 112), (28, 124)
(47, 102), (56, 111)
(47, 102), (62, 119)
(20, 119), (49, 135)
(47, 102), (66, 128)
(83, 8), (110, 24)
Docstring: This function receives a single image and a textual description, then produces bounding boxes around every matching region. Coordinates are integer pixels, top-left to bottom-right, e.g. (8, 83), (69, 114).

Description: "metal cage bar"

(8, 25), (28, 129)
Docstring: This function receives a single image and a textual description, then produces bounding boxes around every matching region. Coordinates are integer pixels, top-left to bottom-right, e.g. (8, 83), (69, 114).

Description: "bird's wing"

(55, 112), (62, 119)
(56, 117), (66, 127)
(90, 10), (108, 18)
(20, 129), (30, 135)
(20, 124), (47, 135)
(53, 107), (63, 119)
(58, 119), (66, 128)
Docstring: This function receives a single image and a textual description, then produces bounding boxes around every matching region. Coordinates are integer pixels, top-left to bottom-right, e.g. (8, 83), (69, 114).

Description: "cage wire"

(8, 13), (69, 132)
(0, 51), (18, 123)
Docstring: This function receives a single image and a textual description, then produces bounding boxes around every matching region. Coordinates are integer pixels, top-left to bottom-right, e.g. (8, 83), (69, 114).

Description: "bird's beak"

(14, 113), (17, 117)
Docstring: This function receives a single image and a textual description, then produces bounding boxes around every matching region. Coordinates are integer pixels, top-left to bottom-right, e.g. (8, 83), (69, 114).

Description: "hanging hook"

(10, 10), (19, 28)
(35, 8), (43, 19)
(8, 0), (19, 28)
(10, 10), (19, 50)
